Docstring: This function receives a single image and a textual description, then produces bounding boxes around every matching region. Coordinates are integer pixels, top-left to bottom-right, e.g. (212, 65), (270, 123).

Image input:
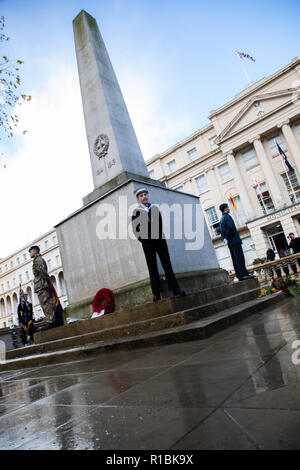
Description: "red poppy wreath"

(92, 288), (114, 315)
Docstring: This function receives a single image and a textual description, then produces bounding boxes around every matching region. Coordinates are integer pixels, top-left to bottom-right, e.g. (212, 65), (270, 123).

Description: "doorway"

(264, 224), (289, 258)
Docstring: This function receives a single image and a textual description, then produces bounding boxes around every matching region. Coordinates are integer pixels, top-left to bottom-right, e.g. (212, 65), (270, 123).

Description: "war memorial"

(0, 9), (286, 369)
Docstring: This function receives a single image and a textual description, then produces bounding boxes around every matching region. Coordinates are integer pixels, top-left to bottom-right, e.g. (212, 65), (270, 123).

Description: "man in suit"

(219, 203), (255, 281)
(132, 187), (185, 302)
(17, 293), (34, 346)
(288, 232), (300, 268)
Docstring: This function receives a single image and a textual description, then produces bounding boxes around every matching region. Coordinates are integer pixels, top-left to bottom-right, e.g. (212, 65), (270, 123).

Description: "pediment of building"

(215, 87), (299, 145)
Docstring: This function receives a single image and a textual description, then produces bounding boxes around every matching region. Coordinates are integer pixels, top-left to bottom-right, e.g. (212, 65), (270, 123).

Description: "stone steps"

(6, 285), (260, 360)
(0, 286), (285, 371)
(33, 278), (258, 346)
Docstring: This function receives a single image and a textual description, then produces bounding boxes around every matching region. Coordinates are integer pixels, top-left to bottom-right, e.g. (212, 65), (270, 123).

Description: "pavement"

(1, 294), (300, 450)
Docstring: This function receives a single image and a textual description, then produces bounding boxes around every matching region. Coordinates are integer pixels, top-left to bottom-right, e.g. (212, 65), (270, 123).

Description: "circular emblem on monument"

(94, 134), (109, 159)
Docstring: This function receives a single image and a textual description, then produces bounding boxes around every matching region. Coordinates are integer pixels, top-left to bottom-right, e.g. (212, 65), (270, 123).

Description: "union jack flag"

(237, 51), (256, 62)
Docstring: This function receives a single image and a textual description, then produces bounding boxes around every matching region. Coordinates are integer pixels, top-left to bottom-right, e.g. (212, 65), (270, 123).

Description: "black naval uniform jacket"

(131, 203), (179, 295)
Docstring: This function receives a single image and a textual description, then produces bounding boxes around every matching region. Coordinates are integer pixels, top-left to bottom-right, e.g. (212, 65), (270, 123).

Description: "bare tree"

(0, 16), (31, 140)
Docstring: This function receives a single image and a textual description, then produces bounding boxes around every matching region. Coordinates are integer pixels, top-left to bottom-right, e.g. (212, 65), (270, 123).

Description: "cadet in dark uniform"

(219, 203), (255, 281)
(17, 293), (34, 346)
(132, 188), (185, 302)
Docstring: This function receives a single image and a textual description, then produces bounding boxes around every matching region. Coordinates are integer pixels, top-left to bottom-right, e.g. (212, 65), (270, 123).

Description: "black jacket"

(289, 237), (300, 254)
(219, 213), (242, 247)
(131, 203), (164, 243)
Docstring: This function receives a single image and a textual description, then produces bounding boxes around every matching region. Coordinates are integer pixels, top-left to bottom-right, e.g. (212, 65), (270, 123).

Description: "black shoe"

(153, 294), (161, 302)
(173, 289), (186, 297)
(240, 275), (256, 281)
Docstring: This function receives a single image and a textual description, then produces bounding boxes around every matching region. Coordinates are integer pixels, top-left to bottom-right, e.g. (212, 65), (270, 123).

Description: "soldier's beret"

(28, 245), (40, 253)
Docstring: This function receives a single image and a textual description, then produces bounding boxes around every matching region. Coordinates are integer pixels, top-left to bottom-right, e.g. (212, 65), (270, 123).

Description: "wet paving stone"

(15, 406), (212, 450)
(1, 296), (300, 449)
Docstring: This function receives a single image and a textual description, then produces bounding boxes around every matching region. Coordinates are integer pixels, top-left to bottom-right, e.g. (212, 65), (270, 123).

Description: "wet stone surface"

(1, 296), (300, 450)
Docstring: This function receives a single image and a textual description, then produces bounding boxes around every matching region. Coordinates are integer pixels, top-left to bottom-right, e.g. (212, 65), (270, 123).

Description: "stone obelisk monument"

(55, 10), (229, 319)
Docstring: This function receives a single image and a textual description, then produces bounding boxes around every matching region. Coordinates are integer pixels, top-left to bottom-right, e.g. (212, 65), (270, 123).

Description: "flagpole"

(276, 141), (297, 203)
(236, 51), (251, 85)
(253, 177), (268, 214)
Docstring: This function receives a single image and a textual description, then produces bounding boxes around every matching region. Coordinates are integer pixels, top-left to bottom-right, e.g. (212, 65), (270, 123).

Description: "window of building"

(281, 171), (300, 203)
(13, 278), (16, 287)
(295, 123), (300, 137)
(45, 240), (49, 249)
(267, 134), (286, 156)
(10, 261), (13, 268)
(19, 274), (22, 284)
(205, 206), (220, 237)
(16, 257), (20, 265)
(148, 170), (155, 179)
(218, 162), (232, 183)
(23, 254), (26, 262)
(56, 255), (61, 266)
(25, 271), (30, 281)
(195, 174), (208, 194)
(0, 267), (2, 274)
(47, 260), (52, 270)
(242, 236), (257, 266)
(1, 284), (4, 293)
(7, 281), (10, 290)
(52, 235), (57, 245)
(187, 148), (198, 162)
(229, 195), (246, 227)
(167, 159), (177, 174)
(209, 136), (218, 150)
(215, 245), (233, 272)
(5, 265), (8, 271)
(175, 185), (184, 192)
(242, 148), (258, 170)
(254, 182), (275, 214)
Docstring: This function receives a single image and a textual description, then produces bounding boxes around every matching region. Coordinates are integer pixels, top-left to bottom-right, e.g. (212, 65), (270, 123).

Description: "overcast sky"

(0, 0), (300, 257)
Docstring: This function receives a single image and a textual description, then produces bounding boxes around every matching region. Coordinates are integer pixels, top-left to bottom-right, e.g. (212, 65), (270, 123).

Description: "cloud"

(120, 71), (195, 160)
(0, 65), (93, 256)
(0, 59), (194, 258)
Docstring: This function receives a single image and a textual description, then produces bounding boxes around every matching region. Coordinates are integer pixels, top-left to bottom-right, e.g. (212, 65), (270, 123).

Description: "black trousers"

(142, 239), (179, 296)
(21, 323), (34, 345)
(229, 244), (249, 280)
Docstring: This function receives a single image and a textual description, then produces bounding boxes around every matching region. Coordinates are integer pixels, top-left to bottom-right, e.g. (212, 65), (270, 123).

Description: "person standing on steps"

(131, 187), (185, 302)
(29, 245), (57, 331)
(219, 203), (256, 282)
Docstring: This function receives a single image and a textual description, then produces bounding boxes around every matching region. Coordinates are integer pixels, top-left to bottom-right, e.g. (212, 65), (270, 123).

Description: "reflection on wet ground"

(1, 295), (300, 449)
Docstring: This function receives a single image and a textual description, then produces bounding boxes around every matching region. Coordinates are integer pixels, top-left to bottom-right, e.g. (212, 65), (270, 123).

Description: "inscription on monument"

(93, 134), (109, 159)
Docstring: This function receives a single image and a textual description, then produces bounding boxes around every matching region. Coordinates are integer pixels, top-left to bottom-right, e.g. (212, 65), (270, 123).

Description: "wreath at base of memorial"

(92, 288), (114, 315)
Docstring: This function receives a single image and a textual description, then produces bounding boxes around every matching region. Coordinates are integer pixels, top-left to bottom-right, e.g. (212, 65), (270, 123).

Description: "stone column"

(206, 166), (224, 209)
(251, 136), (283, 208)
(226, 152), (255, 219)
(279, 120), (300, 176)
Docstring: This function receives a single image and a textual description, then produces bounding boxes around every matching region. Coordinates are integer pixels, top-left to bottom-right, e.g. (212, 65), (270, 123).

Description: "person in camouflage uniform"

(29, 245), (56, 329)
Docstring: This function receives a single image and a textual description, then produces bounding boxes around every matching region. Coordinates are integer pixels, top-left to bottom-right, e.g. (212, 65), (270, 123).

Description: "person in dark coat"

(266, 248), (282, 278)
(17, 293), (34, 346)
(219, 203), (255, 281)
(288, 233), (300, 269)
(131, 187), (185, 302)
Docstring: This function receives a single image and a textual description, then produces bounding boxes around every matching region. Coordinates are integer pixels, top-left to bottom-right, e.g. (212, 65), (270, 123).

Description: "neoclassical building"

(0, 228), (68, 328)
(146, 57), (300, 272)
